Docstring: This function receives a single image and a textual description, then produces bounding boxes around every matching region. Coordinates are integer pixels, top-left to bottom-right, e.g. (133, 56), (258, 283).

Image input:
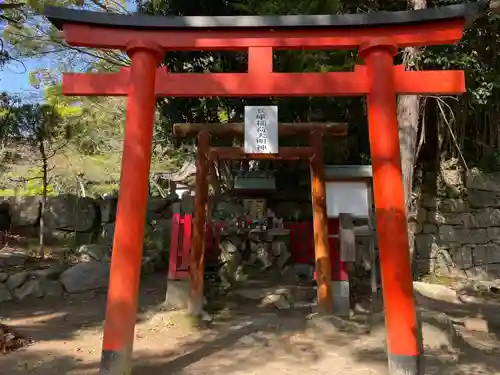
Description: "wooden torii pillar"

(43, 3), (486, 375)
(174, 122), (347, 315)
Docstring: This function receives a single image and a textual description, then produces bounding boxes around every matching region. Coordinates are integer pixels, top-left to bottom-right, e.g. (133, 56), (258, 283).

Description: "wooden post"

(367, 186), (380, 314)
(361, 43), (421, 375)
(173, 122), (348, 137)
(309, 131), (333, 313)
(99, 41), (162, 375)
(189, 130), (210, 317)
(210, 147), (314, 160)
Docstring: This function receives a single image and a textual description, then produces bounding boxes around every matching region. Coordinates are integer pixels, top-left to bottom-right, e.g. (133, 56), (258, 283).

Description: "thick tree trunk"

(398, 0), (427, 263)
(398, 88), (420, 210)
(399, 0), (427, 209)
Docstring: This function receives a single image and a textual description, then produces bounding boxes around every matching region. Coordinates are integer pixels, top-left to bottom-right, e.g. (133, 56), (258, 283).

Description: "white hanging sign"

(326, 181), (370, 218)
(244, 105), (278, 154)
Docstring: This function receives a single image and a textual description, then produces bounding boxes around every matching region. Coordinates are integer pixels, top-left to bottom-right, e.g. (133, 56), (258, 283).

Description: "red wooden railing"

(168, 210), (192, 279)
(168, 212), (227, 279)
(168, 213), (346, 281)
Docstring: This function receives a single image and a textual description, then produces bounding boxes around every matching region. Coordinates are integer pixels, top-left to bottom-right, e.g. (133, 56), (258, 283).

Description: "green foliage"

(0, 167), (57, 196)
(140, 0), (370, 164)
(42, 84), (127, 155)
(2, 0), (130, 70)
(0, 89), (180, 197)
(0, 183), (56, 197)
(2, 0), (500, 202)
(417, 3), (500, 171)
(0, 93), (20, 145)
(137, 0), (500, 170)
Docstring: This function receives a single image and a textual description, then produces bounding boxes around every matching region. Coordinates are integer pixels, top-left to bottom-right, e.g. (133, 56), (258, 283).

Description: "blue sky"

(1, 1), (137, 96)
(1, 58), (51, 95)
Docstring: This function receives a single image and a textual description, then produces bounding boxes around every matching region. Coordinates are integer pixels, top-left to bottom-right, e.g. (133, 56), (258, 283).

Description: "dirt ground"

(1, 274), (500, 375)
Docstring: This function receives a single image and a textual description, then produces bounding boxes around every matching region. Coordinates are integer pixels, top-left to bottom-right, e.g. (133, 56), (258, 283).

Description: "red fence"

(284, 220), (347, 281)
(167, 211), (191, 279)
(168, 212), (227, 279)
(168, 213), (346, 281)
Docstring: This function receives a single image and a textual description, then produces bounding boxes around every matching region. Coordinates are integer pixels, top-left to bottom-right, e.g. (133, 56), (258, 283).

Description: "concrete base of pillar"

(164, 279), (189, 310)
(332, 280), (350, 316)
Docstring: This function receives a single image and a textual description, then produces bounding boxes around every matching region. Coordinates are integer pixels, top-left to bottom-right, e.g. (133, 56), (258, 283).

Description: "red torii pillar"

(95, 40), (164, 373)
(361, 42), (420, 375)
(43, 3), (486, 375)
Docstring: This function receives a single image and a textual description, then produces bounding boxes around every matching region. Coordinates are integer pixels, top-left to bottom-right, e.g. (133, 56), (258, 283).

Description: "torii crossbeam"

(44, 3), (487, 375)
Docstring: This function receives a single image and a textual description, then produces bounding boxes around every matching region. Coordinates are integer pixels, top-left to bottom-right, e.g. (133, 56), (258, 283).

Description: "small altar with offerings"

(215, 197), (296, 289)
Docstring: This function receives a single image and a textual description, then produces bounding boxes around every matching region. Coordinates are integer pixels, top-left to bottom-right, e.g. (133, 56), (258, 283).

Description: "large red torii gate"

(44, 3), (487, 375)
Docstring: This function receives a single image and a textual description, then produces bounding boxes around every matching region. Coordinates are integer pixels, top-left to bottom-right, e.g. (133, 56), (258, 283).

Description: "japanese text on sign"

(244, 106), (278, 154)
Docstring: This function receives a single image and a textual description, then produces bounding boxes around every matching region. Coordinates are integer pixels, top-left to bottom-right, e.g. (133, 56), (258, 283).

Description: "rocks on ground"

(0, 251), (27, 268)
(234, 284), (315, 310)
(0, 258), (108, 302)
(0, 243), (168, 304)
(0, 264), (67, 302)
(0, 192), (177, 304)
(0, 283), (12, 302)
(414, 280), (500, 305)
(77, 244), (110, 262)
(59, 262), (110, 294)
(413, 281), (461, 304)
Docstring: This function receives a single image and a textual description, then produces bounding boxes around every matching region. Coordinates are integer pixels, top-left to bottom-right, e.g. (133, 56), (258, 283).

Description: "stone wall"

(414, 165), (500, 281)
(0, 193), (180, 303)
(1, 194), (177, 248)
(0, 254), (110, 303)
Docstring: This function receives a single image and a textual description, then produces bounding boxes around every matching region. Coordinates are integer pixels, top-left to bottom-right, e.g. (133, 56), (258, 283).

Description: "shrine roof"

(44, 2), (487, 31)
(324, 165), (373, 180)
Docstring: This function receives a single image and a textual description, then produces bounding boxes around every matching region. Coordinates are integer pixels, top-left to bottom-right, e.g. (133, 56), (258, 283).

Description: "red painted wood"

(168, 217), (227, 280)
(248, 47), (273, 74)
(283, 220), (344, 281)
(363, 45), (419, 356)
(181, 214), (192, 269)
(168, 212), (181, 279)
(101, 46), (161, 356)
(204, 222), (223, 264)
(288, 223), (306, 264)
(204, 224), (214, 261)
(62, 19), (465, 50)
(55, 9), (472, 372)
(170, 219), (345, 281)
(62, 67), (465, 97)
(325, 219), (348, 281)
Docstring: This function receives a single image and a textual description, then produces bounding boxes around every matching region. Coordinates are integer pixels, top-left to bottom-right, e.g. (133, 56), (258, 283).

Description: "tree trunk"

(399, 0), (427, 208)
(398, 0), (427, 263)
(38, 139), (48, 259)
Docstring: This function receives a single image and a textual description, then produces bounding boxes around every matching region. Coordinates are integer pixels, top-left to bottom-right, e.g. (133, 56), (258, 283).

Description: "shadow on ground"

(1, 278), (500, 375)
(0, 273), (169, 342)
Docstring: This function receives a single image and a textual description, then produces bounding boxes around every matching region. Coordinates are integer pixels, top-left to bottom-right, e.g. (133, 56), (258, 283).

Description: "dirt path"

(1, 275), (499, 375)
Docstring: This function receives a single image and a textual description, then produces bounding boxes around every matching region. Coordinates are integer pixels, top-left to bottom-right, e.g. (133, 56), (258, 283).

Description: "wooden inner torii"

(173, 122), (347, 315)
(43, 3), (487, 375)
